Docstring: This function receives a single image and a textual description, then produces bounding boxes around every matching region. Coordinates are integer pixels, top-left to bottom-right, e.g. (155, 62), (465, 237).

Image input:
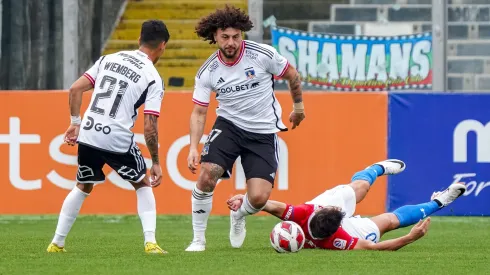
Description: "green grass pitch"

(1, 215), (489, 274)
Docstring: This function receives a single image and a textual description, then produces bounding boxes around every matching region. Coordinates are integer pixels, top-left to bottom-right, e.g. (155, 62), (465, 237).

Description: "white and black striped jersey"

(192, 40), (290, 134)
(78, 50), (164, 153)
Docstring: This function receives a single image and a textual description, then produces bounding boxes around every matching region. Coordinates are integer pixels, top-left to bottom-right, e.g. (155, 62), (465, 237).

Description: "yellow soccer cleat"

(144, 242), (167, 254)
(47, 243), (66, 253)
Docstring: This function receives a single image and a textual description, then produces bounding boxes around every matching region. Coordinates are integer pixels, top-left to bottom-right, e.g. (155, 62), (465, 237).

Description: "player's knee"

(197, 171), (217, 192)
(247, 192), (269, 209)
(197, 163), (223, 192)
(131, 178), (148, 190)
(388, 213), (401, 230)
(76, 183), (93, 194)
(349, 181), (370, 194)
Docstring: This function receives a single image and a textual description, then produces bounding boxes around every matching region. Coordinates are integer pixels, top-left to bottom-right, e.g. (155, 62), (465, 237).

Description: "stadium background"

(1, 0), (489, 216)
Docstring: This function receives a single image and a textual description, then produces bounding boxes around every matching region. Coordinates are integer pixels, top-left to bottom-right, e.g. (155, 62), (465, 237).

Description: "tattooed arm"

(281, 65), (305, 129)
(144, 114), (160, 164)
(282, 66), (303, 104)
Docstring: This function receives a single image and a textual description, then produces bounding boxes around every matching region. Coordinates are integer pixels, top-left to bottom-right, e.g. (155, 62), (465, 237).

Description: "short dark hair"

(309, 208), (345, 239)
(140, 20), (170, 48)
(195, 5), (253, 44)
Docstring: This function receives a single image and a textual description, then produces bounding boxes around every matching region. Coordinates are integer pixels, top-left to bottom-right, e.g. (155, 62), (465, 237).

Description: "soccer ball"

(270, 221), (305, 253)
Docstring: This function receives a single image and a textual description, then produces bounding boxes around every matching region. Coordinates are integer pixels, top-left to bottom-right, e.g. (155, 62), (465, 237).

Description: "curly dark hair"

(195, 5), (253, 44)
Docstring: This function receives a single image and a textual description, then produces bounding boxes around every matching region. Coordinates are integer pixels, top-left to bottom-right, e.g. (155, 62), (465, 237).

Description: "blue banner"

(271, 27), (432, 91)
(388, 93), (490, 216)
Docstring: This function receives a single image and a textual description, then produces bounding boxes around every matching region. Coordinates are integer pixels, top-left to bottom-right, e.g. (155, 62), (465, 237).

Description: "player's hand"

(150, 163), (162, 187)
(289, 111), (305, 130)
(64, 125), (80, 146)
(227, 194), (244, 211)
(409, 217), (431, 240)
(187, 148), (200, 174)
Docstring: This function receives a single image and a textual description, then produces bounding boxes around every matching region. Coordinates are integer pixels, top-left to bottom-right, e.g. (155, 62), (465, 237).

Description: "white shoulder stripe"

(245, 41), (274, 55)
(197, 53), (218, 79)
(245, 45), (273, 59)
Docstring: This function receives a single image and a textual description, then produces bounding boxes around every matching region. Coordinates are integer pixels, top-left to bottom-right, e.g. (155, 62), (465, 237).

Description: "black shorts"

(76, 143), (147, 184)
(200, 117), (279, 185)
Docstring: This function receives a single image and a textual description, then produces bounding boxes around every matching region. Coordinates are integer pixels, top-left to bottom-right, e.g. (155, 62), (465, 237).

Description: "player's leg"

(371, 183), (467, 237)
(349, 159), (406, 203)
(187, 162), (225, 251)
(47, 144), (105, 252)
(301, 159), (406, 219)
(188, 117), (241, 251)
(104, 144), (166, 254)
(305, 185), (358, 217)
(229, 132), (277, 248)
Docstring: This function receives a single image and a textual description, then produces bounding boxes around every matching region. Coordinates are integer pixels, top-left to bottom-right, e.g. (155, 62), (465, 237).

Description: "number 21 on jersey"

(90, 75), (129, 118)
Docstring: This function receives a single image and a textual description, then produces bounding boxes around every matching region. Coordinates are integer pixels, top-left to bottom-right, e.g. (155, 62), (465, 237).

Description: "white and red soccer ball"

(270, 221), (305, 253)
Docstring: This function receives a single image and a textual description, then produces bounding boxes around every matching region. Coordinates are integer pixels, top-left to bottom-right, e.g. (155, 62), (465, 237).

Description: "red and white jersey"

(281, 204), (359, 250)
(78, 50), (164, 153)
(192, 40), (290, 134)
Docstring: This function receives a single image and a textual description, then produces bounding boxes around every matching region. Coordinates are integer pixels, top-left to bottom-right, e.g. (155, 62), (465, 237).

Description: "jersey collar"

(217, 41), (245, 67)
(136, 50), (152, 62)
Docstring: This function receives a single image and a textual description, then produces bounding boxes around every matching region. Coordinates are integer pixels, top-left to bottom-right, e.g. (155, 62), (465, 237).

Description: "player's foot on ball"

(230, 210), (246, 248)
(370, 159), (406, 175)
(185, 240), (206, 252)
(144, 242), (167, 254)
(46, 243), (66, 253)
(431, 183), (467, 208)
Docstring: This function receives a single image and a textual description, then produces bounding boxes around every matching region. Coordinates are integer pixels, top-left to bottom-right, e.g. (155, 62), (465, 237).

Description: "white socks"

(52, 187), (89, 247)
(136, 187), (157, 244)
(233, 193), (263, 219)
(191, 185), (214, 242)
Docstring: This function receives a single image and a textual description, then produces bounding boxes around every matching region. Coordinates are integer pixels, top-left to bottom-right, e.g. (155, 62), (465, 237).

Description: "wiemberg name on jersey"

(103, 62), (142, 84)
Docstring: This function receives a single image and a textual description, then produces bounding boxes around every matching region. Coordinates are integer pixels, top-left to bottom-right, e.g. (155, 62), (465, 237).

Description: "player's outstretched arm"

(227, 194), (287, 219)
(144, 114), (162, 187)
(188, 104), (208, 173)
(281, 66), (305, 129)
(353, 218), (431, 251)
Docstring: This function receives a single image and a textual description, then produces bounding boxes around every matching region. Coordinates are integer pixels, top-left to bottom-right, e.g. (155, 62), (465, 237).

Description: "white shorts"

(305, 185), (380, 243)
(341, 216), (381, 243)
(305, 185), (357, 217)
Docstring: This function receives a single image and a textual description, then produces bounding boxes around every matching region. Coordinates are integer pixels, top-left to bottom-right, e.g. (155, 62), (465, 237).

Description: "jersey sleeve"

(83, 56), (105, 87)
(144, 77), (164, 117)
(280, 204), (310, 223)
(192, 75), (212, 107)
(262, 45), (290, 78)
(325, 227), (359, 250)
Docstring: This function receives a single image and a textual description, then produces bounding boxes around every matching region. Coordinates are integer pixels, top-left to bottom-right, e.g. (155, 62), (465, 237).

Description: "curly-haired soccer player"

(185, 5), (305, 252)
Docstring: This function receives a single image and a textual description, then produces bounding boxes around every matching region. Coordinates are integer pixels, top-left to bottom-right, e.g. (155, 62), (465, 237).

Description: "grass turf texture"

(0, 215), (489, 274)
